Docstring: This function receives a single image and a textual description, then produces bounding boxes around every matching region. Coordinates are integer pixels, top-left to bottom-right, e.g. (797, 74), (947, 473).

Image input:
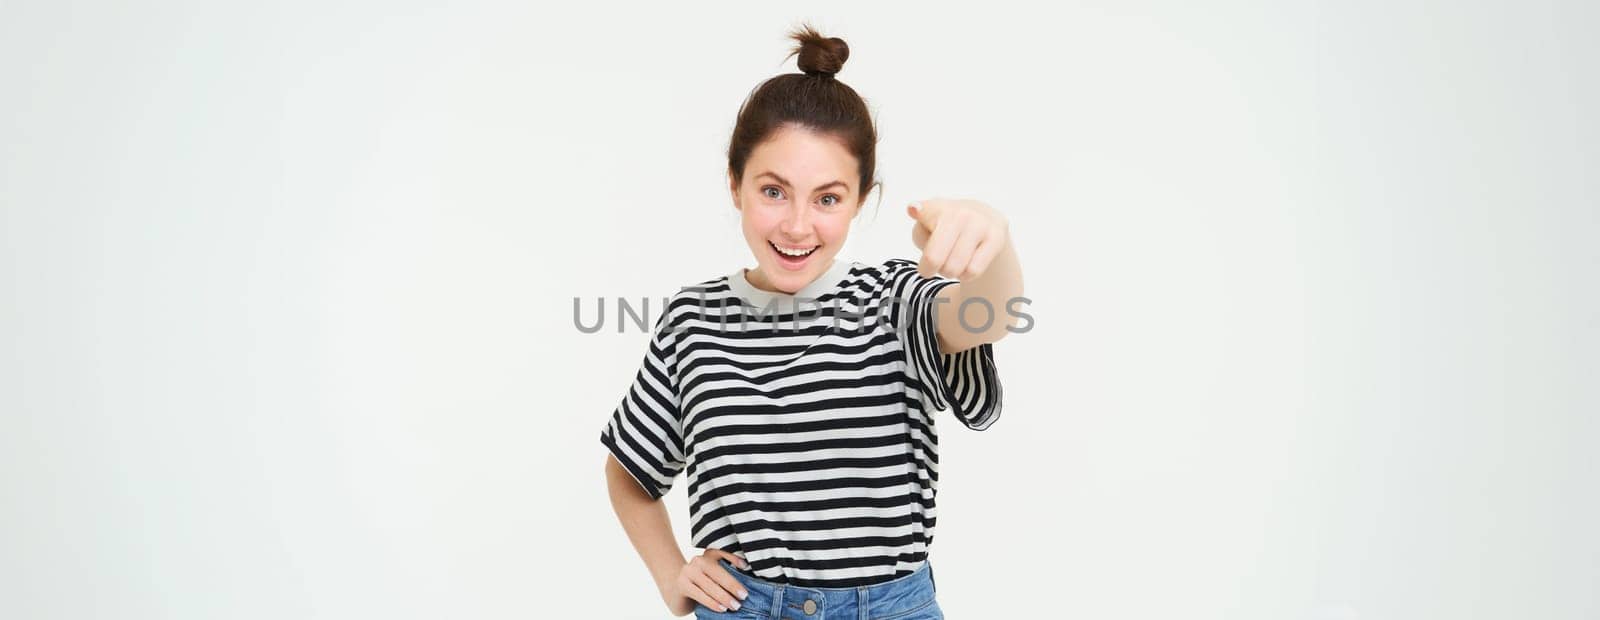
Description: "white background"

(2, 1), (1596, 618)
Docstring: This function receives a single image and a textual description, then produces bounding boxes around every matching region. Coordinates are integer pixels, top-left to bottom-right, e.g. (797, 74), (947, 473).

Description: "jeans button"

(802, 599), (817, 615)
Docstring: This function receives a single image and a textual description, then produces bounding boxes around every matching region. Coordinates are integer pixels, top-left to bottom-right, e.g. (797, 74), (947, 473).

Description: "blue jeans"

(695, 558), (943, 620)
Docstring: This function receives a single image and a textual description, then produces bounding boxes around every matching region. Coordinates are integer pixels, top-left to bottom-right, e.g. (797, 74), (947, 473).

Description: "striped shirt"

(599, 257), (1003, 588)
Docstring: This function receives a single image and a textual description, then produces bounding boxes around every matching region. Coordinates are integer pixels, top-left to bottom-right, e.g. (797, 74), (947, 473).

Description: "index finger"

(714, 558), (751, 599)
(690, 570), (745, 613)
(919, 214), (960, 278)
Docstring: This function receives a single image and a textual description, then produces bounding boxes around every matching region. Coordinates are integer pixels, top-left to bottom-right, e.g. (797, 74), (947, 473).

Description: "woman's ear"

(856, 181), (877, 217)
(728, 171), (741, 211)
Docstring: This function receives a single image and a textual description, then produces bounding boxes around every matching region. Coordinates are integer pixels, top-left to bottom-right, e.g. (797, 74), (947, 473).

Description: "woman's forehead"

(746, 127), (858, 186)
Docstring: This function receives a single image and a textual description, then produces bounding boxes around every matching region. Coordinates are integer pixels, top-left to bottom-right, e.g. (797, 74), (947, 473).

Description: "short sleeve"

(599, 308), (687, 499)
(884, 259), (1004, 431)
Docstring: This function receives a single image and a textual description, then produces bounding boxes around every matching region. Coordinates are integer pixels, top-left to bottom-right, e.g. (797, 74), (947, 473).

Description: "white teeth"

(773, 243), (818, 257)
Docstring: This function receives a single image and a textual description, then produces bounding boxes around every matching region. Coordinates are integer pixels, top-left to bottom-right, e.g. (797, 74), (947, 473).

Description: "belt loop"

(770, 583), (785, 618)
(857, 585), (869, 620)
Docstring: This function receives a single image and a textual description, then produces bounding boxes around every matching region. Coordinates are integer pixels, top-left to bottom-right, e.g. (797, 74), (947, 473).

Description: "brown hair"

(727, 24), (879, 210)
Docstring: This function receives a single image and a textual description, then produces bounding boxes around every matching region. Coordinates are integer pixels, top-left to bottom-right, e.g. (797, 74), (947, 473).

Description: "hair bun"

(789, 24), (849, 78)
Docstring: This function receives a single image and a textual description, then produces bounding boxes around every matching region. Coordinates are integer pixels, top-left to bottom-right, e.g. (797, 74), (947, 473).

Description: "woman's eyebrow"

(754, 171), (791, 187)
(755, 171), (849, 193)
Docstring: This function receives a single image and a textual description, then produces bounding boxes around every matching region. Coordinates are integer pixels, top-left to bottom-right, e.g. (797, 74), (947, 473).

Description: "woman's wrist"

(651, 556), (687, 594)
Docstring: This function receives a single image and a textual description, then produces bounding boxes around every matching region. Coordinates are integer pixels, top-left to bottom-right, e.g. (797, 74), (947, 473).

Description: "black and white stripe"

(600, 258), (1003, 588)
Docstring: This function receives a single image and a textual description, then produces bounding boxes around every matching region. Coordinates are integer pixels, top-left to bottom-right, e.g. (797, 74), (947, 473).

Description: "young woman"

(601, 25), (1023, 619)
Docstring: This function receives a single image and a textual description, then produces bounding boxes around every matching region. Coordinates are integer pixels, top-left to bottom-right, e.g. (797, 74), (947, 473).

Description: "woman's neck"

(744, 259), (836, 294)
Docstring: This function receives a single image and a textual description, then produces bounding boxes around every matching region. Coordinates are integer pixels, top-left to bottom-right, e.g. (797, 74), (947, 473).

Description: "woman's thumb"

(712, 549), (751, 569)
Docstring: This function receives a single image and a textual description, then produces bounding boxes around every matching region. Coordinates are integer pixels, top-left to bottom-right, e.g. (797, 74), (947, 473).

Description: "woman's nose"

(781, 204), (810, 234)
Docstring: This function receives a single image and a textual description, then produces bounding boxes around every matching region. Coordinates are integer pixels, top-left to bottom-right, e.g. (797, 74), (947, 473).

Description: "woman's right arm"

(604, 454), (749, 616)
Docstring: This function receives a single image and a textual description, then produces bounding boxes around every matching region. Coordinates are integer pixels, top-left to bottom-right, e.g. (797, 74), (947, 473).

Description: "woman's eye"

(819, 194), (839, 208)
(762, 186), (784, 200)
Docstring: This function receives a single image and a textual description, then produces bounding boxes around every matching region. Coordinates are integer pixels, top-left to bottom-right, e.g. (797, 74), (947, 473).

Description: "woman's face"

(731, 124), (862, 294)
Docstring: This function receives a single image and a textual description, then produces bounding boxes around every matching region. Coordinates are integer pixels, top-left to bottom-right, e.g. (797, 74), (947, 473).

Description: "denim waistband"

(709, 558), (940, 620)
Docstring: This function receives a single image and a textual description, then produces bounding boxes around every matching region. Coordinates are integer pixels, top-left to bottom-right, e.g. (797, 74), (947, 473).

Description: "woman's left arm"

(906, 199), (1024, 354)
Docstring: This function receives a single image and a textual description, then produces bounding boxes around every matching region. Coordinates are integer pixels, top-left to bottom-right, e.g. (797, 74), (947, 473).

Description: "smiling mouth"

(770, 241), (819, 258)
